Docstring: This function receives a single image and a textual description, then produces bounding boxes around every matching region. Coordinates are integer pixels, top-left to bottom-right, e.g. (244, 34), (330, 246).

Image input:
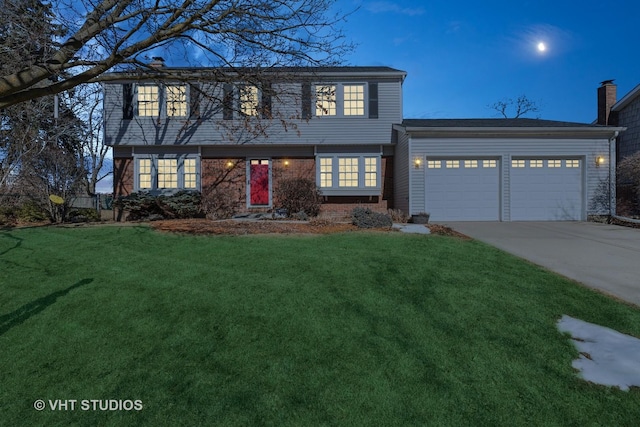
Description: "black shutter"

(189, 83), (201, 119)
(223, 83), (233, 120)
(123, 83), (133, 119)
(301, 82), (312, 119)
(261, 82), (272, 119)
(368, 82), (378, 119)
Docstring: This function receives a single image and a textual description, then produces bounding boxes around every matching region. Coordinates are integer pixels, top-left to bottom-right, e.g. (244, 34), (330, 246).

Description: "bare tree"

(0, 0), (353, 109)
(617, 152), (640, 215)
(68, 83), (111, 196)
(488, 95), (541, 118)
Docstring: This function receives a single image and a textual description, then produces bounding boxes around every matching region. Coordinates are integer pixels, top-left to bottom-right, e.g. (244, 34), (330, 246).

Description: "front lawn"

(1, 225), (640, 426)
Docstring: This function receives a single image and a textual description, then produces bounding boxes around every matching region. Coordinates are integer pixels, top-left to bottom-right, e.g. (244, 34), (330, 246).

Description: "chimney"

(149, 56), (165, 68)
(597, 79), (616, 125)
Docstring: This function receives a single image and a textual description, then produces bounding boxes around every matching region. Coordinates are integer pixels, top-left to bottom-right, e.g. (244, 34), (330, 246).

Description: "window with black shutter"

(261, 82), (273, 119)
(368, 82), (378, 119)
(223, 83), (234, 120)
(301, 81), (312, 119)
(189, 83), (201, 119)
(122, 83), (134, 119)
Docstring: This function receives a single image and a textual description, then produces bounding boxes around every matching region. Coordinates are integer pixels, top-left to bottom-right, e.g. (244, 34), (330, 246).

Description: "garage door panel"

(510, 159), (582, 221)
(426, 158), (500, 221)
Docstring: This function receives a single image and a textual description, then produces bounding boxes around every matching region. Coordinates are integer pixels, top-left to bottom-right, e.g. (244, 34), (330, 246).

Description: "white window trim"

(135, 83), (189, 118)
(316, 154), (381, 196)
(133, 155), (201, 192)
(313, 83), (367, 118)
(239, 85), (260, 117)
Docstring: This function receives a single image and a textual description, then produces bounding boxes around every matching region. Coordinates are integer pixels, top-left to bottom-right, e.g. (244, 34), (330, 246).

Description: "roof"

(100, 65), (407, 82)
(611, 83), (640, 112)
(401, 118), (604, 128)
(396, 118), (625, 138)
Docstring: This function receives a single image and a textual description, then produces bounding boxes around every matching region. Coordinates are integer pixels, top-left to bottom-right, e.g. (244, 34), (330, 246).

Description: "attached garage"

(510, 158), (582, 221)
(425, 158), (500, 221)
(394, 119), (623, 221)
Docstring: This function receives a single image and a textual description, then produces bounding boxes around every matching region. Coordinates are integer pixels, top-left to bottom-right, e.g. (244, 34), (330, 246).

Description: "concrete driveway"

(440, 222), (640, 307)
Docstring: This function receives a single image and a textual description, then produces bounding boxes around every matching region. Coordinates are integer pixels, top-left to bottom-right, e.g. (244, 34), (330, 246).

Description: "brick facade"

(114, 156), (394, 220)
(200, 156), (393, 218)
(113, 158), (134, 198)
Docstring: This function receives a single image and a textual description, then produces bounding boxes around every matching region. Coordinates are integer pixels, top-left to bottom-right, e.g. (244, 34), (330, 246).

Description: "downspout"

(609, 131), (619, 218)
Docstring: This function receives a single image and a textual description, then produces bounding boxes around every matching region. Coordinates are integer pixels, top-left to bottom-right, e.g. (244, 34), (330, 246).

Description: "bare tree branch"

(488, 95), (541, 119)
(0, 0), (353, 108)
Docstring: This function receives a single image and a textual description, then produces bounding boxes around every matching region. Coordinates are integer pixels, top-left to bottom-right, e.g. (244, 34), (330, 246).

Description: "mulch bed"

(3, 217), (470, 239)
(425, 224), (472, 240)
(150, 218), (358, 235)
(149, 218), (469, 238)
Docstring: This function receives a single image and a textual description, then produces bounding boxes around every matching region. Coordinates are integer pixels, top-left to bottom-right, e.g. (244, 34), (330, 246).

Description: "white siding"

(104, 79), (403, 147)
(407, 136), (612, 220)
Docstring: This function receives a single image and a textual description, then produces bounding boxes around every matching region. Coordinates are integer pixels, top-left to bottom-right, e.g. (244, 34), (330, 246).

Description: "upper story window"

(132, 84), (188, 118)
(343, 85), (365, 116)
(240, 85), (259, 116)
(314, 83), (366, 118)
(166, 85), (187, 117)
(137, 85), (159, 117)
(315, 85), (337, 116)
(223, 83), (271, 120)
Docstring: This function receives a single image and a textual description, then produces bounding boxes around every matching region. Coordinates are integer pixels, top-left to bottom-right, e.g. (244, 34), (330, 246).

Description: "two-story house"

(104, 64), (405, 218)
(104, 64), (624, 221)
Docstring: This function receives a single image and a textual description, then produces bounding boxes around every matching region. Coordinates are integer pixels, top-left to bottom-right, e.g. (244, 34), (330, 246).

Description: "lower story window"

(135, 157), (199, 191)
(138, 159), (152, 189)
(339, 158), (359, 187)
(184, 159), (197, 189)
(365, 157), (377, 187)
(158, 159), (178, 188)
(320, 158), (333, 188)
(317, 154), (380, 195)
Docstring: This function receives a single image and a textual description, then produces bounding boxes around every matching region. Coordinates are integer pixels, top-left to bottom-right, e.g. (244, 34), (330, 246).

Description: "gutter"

(610, 130), (619, 217)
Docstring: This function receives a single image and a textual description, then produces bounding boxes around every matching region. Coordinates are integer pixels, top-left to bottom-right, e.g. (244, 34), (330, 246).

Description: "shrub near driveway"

(1, 226), (640, 426)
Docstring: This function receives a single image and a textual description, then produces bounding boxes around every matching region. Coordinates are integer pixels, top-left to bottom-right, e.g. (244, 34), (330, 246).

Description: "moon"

(537, 42), (547, 52)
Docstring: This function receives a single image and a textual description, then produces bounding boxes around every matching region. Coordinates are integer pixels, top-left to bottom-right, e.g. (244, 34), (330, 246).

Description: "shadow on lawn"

(0, 232), (23, 257)
(0, 278), (93, 336)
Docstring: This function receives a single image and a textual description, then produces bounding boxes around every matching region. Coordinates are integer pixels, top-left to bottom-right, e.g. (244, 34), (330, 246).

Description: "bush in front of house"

(274, 178), (322, 218)
(351, 207), (392, 229)
(200, 184), (244, 219)
(114, 191), (203, 220)
(388, 208), (409, 224)
(159, 191), (202, 218)
(618, 152), (640, 216)
(17, 200), (49, 223)
(67, 208), (101, 223)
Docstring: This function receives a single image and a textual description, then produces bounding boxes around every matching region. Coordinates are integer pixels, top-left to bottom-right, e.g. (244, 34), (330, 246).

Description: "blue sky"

(338, 0), (639, 122)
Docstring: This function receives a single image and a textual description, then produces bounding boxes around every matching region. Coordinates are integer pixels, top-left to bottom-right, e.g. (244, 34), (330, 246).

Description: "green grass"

(1, 225), (640, 426)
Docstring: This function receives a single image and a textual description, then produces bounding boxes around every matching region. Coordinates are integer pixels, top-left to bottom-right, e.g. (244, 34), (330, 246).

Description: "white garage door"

(510, 158), (582, 221)
(425, 158), (500, 221)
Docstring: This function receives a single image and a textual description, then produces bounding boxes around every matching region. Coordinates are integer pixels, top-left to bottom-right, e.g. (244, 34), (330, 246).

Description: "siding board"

(407, 136), (612, 218)
(104, 80), (403, 147)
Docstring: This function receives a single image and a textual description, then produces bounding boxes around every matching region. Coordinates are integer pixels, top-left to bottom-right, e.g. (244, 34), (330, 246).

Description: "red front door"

(249, 159), (270, 205)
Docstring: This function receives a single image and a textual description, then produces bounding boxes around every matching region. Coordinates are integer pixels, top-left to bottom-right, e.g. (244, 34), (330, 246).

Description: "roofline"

(393, 124), (626, 138)
(99, 66), (407, 83)
(611, 83), (640, 111)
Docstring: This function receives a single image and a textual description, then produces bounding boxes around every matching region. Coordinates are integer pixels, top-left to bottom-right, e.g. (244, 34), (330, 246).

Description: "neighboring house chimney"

(149, 56), (165, 68)
(597, 80), (616, 125)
